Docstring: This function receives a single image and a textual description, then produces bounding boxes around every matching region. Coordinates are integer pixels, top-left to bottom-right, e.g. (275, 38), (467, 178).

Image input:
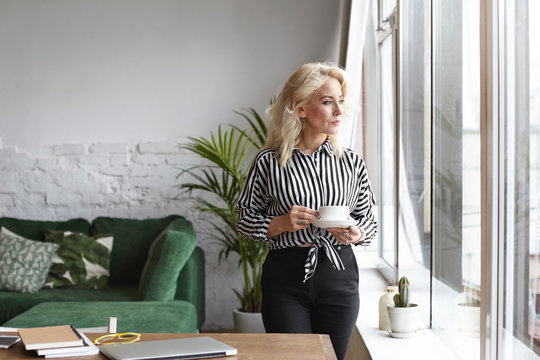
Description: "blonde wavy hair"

(265, 62), (349, 167)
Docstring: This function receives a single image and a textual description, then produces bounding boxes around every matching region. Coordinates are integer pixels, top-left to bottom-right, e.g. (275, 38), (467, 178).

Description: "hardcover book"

(18, 325), (83, 351)
(35, 327), (98, 358)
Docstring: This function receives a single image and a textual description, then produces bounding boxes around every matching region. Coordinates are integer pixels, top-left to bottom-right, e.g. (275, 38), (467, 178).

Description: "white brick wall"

(51, 143), (86, 156)
(138, 141), (179, 154)
(90, 143), (129, 154)
(0, 140), (240, 331)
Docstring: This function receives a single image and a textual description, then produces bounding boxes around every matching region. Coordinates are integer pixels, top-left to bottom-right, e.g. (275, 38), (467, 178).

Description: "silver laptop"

(98, 336), (238, 360)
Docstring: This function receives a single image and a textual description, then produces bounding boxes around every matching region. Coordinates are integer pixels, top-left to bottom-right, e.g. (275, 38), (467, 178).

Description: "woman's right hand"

(267, 205), (319, 238)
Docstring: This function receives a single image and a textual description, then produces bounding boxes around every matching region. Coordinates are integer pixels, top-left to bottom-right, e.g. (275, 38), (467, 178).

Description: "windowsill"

(354, 249), (460, 359)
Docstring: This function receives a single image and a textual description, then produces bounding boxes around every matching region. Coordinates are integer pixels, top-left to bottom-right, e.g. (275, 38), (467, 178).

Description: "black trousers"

(261, 245), (359, 360)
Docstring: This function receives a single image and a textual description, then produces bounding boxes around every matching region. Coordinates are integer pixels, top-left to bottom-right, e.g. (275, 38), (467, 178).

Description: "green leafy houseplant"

(177, 108), (269, 313)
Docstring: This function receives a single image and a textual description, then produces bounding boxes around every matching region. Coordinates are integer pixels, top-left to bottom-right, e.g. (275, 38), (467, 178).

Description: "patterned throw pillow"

(43, 231), (113, 289)
(0, 226), (26, 238)
(0, 232), (59, 293)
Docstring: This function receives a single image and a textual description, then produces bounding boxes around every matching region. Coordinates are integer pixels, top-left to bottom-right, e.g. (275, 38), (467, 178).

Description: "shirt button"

(337, 246), (341, 251)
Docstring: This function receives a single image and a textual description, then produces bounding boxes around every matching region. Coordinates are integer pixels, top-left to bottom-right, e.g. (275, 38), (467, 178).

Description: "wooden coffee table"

(0, 332), (337, 359)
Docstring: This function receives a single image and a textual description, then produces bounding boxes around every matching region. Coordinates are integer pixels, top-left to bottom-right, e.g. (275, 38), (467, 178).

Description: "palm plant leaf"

(184, 128), (249, 181)
(232, 108), (268, 149)
(179, 167), (241, 206)
(178, 108), (268, 313)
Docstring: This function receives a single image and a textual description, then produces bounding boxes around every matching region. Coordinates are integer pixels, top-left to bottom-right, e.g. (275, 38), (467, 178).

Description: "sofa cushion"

(91, 215), (183, 285)
(0, 286), (139, 325)
(175, 246), (205, 328)
(0, 232), (59, 294)
(138, 218), (197, 301)
(0, 218), (91, 241)
(43, 230), (114, 289)
(3, 300), (198, 333)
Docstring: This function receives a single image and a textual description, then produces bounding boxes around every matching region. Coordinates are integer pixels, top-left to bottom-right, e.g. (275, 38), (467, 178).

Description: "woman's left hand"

(327, 220), (364, 244)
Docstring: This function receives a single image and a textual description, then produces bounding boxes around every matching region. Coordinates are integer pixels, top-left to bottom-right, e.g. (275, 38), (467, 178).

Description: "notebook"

(98, 336), (238, 360)
(18, 325), (84, 350)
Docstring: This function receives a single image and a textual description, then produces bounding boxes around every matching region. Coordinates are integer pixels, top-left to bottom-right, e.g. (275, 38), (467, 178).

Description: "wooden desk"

(0, 332), (336, 360)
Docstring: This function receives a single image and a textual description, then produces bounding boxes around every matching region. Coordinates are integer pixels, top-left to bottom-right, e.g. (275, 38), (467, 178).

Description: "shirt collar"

(320, 138), (334, 155)
(293, 138), (334, 155)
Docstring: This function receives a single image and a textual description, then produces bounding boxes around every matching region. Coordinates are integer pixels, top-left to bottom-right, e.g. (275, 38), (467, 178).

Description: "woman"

(236, 62), (377, 360)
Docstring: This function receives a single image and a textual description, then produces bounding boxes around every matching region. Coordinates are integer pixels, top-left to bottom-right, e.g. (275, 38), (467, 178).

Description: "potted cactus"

(386, 276), (420, 337)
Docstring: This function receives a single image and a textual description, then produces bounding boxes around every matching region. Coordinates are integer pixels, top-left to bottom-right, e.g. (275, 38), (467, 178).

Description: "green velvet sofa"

(0, 215), (205, 333)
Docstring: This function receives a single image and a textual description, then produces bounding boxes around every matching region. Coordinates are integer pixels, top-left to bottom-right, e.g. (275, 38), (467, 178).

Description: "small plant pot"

(232, 309), (265, 333)
(386, 304), (419, 336)
(455, 303), (480, 336)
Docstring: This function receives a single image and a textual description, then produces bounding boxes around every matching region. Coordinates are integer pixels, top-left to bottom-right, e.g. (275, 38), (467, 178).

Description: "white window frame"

(376, 6), (400, 284)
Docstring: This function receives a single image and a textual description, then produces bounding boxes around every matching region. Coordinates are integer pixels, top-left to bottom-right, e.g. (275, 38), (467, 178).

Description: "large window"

(368, 0), (540, 358)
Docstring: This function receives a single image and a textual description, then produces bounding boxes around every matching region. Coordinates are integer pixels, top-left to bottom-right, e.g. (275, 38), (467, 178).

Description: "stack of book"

(18, 325), (99, 358)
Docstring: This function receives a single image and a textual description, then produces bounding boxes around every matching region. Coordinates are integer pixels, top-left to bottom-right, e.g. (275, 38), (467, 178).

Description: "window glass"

(430, 0), (481, 357)
(397, 0), (430, 326)
(379, 33), (396, 275)
(528, 0), (540, 352)
(501, 0), (540, 357)
(531, 1), (540, 265)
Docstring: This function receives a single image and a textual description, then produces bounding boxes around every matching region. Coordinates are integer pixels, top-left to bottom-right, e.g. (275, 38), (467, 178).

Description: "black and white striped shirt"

(236, 139), (378, 281)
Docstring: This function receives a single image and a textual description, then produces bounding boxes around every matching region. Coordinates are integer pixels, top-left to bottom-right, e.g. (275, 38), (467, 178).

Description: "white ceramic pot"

(455, 303), (480, 336)
(386, 304), (419, 335)
(379, 286), (399, 331)
(232, 309), (266, 333)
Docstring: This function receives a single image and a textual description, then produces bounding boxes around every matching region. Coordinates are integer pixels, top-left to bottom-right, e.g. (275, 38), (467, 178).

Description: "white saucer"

(388, 330), (417, 339)
(312, 219), (357, 228)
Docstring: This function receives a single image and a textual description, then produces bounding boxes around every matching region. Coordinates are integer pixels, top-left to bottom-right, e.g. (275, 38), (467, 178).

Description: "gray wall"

(0, 0), (346, 330)
(0, 0), (344, 154)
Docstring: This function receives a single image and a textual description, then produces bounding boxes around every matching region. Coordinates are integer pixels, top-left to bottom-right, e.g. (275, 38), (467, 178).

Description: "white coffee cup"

(318, 206), (349, 221)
